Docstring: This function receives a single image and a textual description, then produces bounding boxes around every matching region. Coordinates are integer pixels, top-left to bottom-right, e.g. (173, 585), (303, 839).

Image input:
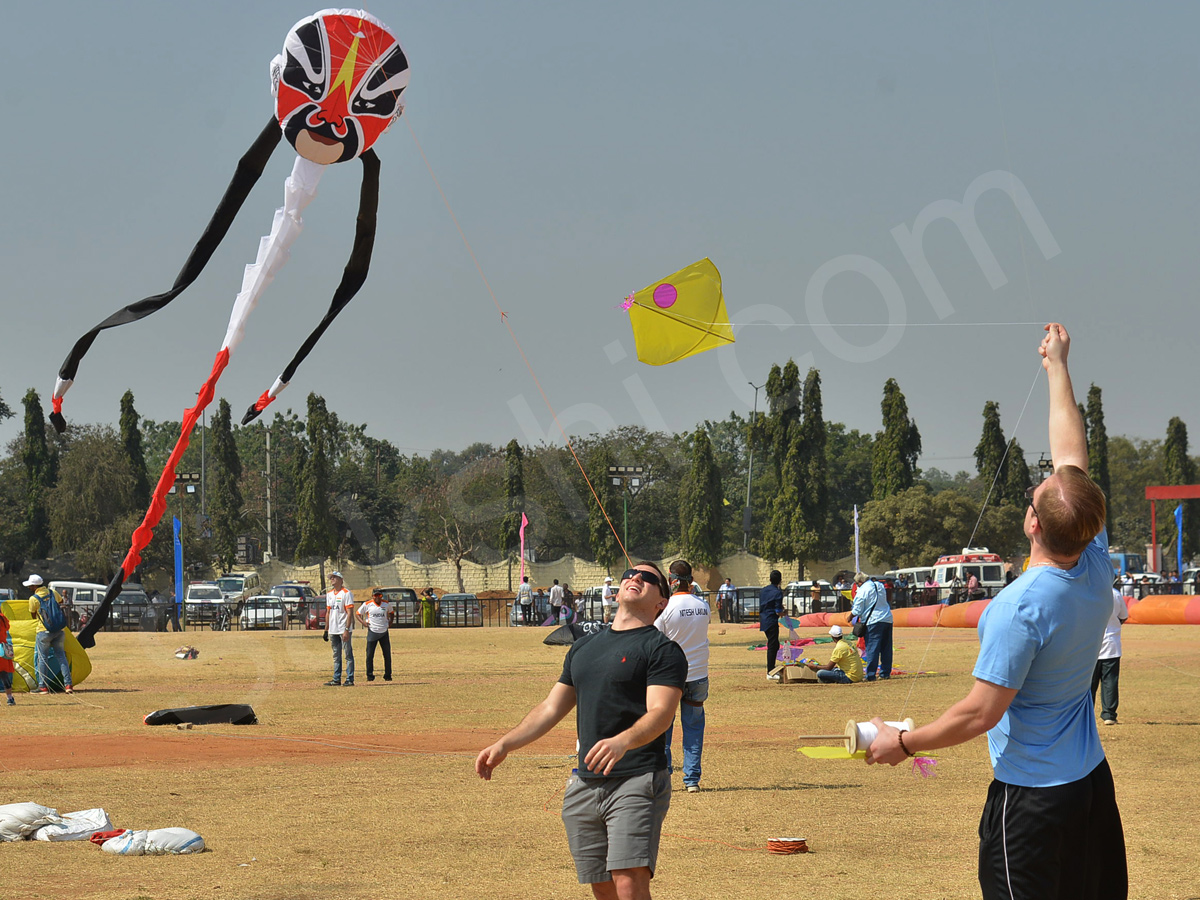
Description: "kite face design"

(274, 10), (410, 165)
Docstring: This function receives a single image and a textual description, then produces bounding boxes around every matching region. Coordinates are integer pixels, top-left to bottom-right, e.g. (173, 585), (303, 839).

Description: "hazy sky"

(3, 2), (1196, 474)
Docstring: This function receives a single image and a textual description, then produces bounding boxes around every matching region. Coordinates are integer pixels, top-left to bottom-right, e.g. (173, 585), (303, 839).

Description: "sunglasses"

(1025, 484), (1038, 517)
(620, 568), (664, 588)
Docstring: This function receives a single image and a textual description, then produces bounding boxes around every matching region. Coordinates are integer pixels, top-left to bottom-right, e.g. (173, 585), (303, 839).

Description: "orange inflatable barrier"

(1126, 595), (1200, 625)
(892, 604), (943, 627)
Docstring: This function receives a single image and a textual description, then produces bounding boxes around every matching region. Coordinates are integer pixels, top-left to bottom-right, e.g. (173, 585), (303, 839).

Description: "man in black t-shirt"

(477, 562), (687, 899)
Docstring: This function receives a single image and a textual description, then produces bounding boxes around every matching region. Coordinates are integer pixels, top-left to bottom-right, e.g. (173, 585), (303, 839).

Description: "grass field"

(4, 622), (1199, 899)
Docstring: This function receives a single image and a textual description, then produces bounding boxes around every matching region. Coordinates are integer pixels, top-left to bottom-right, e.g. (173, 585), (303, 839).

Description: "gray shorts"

(561, 769), (671, 884)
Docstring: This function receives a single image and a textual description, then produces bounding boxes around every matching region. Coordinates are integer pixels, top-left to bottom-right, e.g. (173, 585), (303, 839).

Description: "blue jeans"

(36, 630), (72, 689)
(817, 668), (853, 684)
(664, 677), (708, 787)
(863, 622), (893, 680)
(331, 632), (355, 683)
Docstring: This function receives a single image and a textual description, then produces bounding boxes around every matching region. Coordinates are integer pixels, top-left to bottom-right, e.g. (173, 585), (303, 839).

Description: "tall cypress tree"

(1003, 441), (1031, 507)
(975, 401), (1011, 503)
(679, 427), (724, 567)
(1085, 384), (1113, 536)
(872, 378), (921, 500)
(119, 390), (151, 510)
(1162, 417), (1197, 567)
(765, 360), (801, 487)
(296, 394), (336, 573)
(797, 367), (828, 562)
(498, 439), (525, 588)
(208, 399), (244, 572)
(763, 428), (808, 578)
(22, 389), (56, 558)
(587, 445), (621, 571)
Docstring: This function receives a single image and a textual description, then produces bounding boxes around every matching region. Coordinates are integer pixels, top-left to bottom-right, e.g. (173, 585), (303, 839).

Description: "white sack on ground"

(0, 803), (61, 841)
(33, 807), (112, 841)
(102, 827), (205, 855)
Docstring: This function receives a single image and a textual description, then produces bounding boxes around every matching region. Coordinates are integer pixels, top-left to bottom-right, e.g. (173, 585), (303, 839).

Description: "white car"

(239, 596), (286, 630)
(185, 582), (229, 624)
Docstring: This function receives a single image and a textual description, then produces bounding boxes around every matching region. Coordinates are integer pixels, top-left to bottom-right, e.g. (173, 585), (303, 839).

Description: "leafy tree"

(763, 428), (814, 578)
(0, 389), (12, 424)
(821, 424), (874, 558)
(47, 426), (137, 579)
(872, 378), (921, 500)
(859, 485), (1025, 569)
(678, 427), (724, 567)
(1106, 436), (1162, 553)
(587, 445), (622, 572)
(1004, 441), (1031, 507)
(975, 401), (1010, 502)
(498, 439), (525, 587)
(119, 390), (151, 510)
(1161, 417), (1197, 568)
(208, 399), (244, 572)
(295, 394), (336, 575)
(22, 389), (56, 558)
(1083, 384), (1113, 536)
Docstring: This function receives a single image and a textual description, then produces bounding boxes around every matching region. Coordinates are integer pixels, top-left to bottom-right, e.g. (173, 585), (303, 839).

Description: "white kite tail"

(220, 155), (323, 355)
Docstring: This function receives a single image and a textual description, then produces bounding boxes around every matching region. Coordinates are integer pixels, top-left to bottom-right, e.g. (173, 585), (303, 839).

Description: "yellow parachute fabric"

(2, 600), (92, 692)
(627, 258), (734, 365)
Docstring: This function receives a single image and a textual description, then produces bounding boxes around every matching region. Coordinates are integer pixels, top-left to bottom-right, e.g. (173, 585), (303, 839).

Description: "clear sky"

(3, 2), (1196, 472)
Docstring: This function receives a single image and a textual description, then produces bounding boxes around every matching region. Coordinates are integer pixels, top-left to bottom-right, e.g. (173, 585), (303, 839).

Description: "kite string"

(897, 362), (1043, 720)
(404, 117), (632, 569)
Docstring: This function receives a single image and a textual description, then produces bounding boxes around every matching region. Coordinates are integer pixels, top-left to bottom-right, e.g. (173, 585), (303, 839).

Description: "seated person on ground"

(804, 625), (865, 684)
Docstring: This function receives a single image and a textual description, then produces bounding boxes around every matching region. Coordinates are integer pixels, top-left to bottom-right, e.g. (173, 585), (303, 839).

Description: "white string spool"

(845, 718), (914, 755)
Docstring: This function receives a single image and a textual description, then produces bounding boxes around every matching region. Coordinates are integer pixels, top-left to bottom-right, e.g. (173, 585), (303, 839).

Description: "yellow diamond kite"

(626, 258), (734, 365)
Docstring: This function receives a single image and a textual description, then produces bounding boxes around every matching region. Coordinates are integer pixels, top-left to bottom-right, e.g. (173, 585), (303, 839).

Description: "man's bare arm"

(476, 682), (577, 780)
(583, 684), (683, 776)
(865, 678), (1018, 766)
(1040, 323), (1088, 471)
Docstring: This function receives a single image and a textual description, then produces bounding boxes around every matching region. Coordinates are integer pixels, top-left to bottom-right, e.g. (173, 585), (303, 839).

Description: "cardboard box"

(770, 664), (818, 684)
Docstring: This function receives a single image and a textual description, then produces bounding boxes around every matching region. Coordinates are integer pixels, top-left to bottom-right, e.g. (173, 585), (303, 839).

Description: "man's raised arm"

(1040, 323), (1088, 472)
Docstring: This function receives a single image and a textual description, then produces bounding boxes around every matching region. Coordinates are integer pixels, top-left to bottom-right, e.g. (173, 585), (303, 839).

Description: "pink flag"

(519, 513), (530, 582)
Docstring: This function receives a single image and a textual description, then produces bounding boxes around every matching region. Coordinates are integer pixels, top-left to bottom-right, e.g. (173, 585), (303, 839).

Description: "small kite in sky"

(625, 258), (734, 365)
(61, 9), (409, 648)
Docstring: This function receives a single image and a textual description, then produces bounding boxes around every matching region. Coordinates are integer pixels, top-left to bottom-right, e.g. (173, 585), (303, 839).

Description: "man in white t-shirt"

(655, 559), (711, 792)
(357, 587), (392, 682)
(601, 575), (616, 624)
(516, 575), (533, 625)
(1091, 585), (1128, 725)
(325, 572), (355, 686)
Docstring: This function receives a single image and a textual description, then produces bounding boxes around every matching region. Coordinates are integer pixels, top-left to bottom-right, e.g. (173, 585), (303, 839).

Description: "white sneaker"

(1101, 718), (1118, 726)
(685, 784), (700, 793)
(766, 673), (780, 681)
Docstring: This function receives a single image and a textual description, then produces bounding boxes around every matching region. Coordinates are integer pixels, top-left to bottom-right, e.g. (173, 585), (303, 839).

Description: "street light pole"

(743, 381), (764, 550)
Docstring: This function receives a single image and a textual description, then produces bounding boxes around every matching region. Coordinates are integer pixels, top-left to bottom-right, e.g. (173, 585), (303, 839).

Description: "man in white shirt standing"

(550, 579), (565, 624)
(357, 587), (392, 682)
(1091, 584), (1128, 726)
(325, 571), (355, 686)
(655, 560), (710, 793)
(601, 575), (616, 624)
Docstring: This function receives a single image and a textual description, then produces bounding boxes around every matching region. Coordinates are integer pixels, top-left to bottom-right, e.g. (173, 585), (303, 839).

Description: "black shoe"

(367, 676), (375, 682)
(383, 676), (392, 681)
(343, 681), (355, 687)
(324, 680), (341, 686)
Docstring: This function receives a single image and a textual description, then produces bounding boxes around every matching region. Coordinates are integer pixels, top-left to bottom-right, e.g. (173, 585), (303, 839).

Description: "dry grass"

(4, 622), (1199, 899)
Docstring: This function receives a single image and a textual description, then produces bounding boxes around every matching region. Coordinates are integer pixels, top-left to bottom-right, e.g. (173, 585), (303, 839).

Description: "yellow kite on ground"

(626, 258), (734, 365)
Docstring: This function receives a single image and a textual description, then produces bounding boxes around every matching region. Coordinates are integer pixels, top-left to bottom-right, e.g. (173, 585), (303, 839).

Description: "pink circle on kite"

(653, 283), (678, 308)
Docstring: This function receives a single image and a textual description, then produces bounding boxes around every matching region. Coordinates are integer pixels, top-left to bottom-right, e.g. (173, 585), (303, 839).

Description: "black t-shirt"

(559, 624), (688, 778)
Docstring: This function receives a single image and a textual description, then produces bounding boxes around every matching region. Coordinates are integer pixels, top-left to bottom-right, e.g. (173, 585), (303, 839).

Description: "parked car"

(782, 580), (836, 616)
(48, 580), (107, 629)
(216, 572), (262, 605)
(239, 596), (287, 630)
(722, 587), (761, 623)
(269, 582), (319, 623)
(376, 587), (420, 627)
(110, 586), (162, 631)
(1182, 568), (1200, 595)
(185, 581), (228, 624)
(437, 593), (483, 627)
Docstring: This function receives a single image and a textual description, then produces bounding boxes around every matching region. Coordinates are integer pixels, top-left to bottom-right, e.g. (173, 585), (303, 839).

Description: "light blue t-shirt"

(973, 530), (1112, 787)
(851, 580), (893, 626)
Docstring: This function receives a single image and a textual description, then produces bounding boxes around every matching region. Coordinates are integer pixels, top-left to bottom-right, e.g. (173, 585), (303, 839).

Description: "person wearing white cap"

(26, 574), (73, 695)
(324, 572), (355, 686)
(601, 575), (616, 624)
(803, 625), (864, 684)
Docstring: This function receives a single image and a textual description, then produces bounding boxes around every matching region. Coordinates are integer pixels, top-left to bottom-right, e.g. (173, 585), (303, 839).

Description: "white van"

(216, 572), (261, 605)
(48, 581), (108, 629)
(930, 549), (1007, 601)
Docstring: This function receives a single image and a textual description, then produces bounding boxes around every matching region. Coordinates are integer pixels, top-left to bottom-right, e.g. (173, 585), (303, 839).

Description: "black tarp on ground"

(144, 704), (258, 726)
(543, 621), (610, 646)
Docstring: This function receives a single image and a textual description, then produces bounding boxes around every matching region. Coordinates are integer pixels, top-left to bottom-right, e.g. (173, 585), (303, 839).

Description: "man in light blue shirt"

(851, 574), (893, 680)
(865, 324), (1126, 899)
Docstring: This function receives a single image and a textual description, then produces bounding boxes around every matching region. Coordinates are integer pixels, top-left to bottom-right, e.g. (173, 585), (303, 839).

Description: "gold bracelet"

(897, 730), (915, 758)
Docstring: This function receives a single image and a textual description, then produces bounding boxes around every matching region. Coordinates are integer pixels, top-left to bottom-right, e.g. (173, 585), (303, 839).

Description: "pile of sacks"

(0, 802), (204, 855)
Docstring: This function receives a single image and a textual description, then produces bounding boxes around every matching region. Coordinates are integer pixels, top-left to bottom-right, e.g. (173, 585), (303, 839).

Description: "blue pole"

(174, 517), (184, 626)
